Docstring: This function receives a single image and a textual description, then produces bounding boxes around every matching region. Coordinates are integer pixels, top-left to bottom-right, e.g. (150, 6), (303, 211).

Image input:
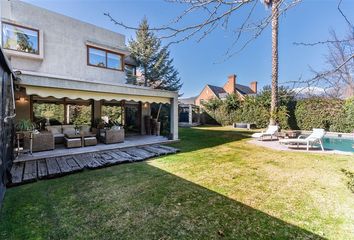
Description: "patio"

(10, 135), (179, 186)
(15, 135), (178, 162)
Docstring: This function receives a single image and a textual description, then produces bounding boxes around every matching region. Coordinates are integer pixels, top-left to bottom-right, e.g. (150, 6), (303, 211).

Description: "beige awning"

(25, 86), (171, 104)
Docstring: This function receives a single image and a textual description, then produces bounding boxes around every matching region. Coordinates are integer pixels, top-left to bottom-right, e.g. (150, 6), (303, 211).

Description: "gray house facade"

(1, 0), (178, 140)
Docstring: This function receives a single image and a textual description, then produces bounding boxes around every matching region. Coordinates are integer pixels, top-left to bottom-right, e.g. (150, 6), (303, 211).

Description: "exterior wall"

(1, 0), (127, 84)
(223, 74), (236, 94)
(195, 85), (218, 107)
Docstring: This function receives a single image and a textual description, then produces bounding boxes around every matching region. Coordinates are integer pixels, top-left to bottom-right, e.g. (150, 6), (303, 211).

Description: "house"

(195, 74), (257, 106)
(1, 0), (178, 141)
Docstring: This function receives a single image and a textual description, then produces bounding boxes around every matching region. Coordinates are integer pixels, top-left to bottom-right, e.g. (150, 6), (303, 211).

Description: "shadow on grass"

(0, 162), (324, 239)
(172, 126), (252, 153)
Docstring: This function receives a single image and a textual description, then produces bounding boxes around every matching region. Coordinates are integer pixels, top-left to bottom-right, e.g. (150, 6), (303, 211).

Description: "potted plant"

(15, 119), (35, 133)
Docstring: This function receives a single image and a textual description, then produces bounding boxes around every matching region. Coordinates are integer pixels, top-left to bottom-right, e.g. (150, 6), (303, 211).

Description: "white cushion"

(66, 138), (81, 142)
(84, 137), (96, 140)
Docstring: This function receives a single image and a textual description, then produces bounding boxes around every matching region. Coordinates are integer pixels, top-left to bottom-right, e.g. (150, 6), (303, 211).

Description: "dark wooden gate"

(0, 48), (16, 207)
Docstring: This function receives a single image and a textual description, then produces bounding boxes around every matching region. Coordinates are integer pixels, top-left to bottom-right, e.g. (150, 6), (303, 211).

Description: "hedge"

(201, 88), (354, 133)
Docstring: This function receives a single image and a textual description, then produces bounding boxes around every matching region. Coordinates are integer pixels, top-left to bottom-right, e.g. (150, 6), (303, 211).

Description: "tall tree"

(106, 0), (301, 118)
(129, 18), (182, 91)
(264, 0), (280, 125)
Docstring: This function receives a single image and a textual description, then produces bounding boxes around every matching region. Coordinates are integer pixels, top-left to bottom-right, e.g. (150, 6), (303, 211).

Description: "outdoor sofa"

(46, 125), (90, 144)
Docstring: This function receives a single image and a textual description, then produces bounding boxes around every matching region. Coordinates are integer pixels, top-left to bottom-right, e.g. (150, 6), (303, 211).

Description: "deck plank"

(122, 147), (156, 160)
(23, 161), (37, 182)
(56, 157), (72, 173)
(155, 144), (179, 153)
(141, 145), (169, 155)
(73, 154), (89, 168)
(108, 150), (131, 163)
(82, 153), (102, 169)
(10, 162), (24, 184)
(37, 159), (48, 179)
(46, 157), (61, 177)
(63, 156), (82, 172)
(97, 151), (121, 165)
(110, 149), (137, 161)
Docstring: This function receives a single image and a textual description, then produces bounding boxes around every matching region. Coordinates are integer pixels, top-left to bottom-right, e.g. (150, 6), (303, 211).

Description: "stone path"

(9, 144), (179, 186)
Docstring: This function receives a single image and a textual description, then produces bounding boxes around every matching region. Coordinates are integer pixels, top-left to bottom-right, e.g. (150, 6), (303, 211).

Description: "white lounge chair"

(280, 128), (325, 151)
(252, 125), (279, 141)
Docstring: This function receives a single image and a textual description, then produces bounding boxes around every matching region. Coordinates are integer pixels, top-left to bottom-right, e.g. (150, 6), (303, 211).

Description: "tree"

(106, 0), (300, 123)
(293, 27), (354, 98)
(129, 18), (182, 91)
(292, 1), (353, 99)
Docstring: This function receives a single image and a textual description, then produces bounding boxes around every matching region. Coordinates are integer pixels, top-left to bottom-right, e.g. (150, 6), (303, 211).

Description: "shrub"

(294, 98), (344, 131)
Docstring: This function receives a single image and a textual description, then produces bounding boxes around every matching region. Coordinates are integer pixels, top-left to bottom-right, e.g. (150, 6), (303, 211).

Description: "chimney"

(250, 81), (257, 93)
(223, 74), (236, 94)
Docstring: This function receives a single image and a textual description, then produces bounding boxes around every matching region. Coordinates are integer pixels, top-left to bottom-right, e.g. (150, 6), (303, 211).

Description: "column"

(170, 96), (179, 140)
(188, 104), (192, 125)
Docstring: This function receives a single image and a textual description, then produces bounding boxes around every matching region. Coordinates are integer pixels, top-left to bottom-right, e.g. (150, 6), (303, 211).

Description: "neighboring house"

(0, 0), (178, 140)
(195, 74), (257, 106)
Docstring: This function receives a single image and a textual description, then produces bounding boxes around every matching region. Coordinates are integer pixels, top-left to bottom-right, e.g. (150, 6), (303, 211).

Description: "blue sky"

(23, 0), (354, 97)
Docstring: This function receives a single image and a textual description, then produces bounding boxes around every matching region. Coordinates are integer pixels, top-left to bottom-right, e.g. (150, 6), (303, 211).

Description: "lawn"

(1, 126), (353, 239)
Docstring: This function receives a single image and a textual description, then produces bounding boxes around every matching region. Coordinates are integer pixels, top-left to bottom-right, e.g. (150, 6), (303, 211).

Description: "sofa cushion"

(62, 125), (76, 135)
(81, 125), (91, 133)
(53, 133), (65, 138)
(46, 126), (62, 135)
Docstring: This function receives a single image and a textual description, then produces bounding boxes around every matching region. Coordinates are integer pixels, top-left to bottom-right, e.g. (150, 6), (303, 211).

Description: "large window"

(87, 46), (123, 70)
(2, 22), (39, 54)
(33, 103), (64, 127)
(67, 104), (92, 125)
(102, 103), (123, 124)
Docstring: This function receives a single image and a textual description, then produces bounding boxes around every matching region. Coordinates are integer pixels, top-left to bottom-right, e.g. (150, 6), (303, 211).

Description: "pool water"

(323, 137), (354, 152)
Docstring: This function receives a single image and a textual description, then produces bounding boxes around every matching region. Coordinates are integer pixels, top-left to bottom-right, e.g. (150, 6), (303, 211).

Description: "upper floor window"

(87, 46), (123, 71)
(2, 22), (39, 54)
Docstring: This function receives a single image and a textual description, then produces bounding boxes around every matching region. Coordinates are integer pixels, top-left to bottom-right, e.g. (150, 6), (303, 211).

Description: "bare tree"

(291, 0), (354, 99)
(105, 0), (302, 124)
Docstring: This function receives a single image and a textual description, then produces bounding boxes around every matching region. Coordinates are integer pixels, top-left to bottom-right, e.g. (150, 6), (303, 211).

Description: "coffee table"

(65, 133), (96, 148)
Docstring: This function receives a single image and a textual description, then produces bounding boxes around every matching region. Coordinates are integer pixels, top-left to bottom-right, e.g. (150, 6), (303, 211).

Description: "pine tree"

(129, 18), (182, 91)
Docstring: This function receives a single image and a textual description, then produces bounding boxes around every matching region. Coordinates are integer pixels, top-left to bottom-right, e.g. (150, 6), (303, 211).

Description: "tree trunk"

(143, 65), (148, 87)
(270, 0), (279, 125)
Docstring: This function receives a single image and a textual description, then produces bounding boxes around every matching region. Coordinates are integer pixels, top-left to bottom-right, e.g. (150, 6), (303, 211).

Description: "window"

(2, 22), (39, 54)
(87, 46), (123, 70)
(33, 103), (64, 126)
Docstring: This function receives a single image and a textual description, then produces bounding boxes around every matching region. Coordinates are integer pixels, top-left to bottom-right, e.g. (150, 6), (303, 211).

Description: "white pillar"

(170, 96), (179, 140)
(188, 104), (192, 125)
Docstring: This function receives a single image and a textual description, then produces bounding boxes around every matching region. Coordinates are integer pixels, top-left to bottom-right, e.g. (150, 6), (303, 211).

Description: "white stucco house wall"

(0, 0), (179, 140)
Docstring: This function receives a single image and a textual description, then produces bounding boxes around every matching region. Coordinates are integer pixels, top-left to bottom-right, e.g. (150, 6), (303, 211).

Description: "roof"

(208, 84), (254, 97)
(236, 84), (254, 95)
(207, 85), (226, 97)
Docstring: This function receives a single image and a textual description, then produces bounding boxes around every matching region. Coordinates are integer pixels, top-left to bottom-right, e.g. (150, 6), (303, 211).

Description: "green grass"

(1, 126), (353, 239)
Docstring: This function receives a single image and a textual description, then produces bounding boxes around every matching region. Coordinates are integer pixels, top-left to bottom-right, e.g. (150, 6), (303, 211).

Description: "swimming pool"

(323, 136), (354, 152)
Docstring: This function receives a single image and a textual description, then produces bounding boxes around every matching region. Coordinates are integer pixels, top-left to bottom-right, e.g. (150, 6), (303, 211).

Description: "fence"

(0, 48), (16, 208)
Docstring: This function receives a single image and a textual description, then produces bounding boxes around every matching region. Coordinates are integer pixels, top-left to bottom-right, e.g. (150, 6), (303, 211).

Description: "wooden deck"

(9, 144), (179, 186)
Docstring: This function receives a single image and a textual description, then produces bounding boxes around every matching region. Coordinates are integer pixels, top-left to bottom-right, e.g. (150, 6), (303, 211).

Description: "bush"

(199, 86), (354, 132)
(294, 98), (344, 131)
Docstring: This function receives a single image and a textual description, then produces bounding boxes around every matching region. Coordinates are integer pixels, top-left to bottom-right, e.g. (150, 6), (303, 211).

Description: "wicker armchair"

(99, 128), (124, 144)
(24, 131), (55, 152)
